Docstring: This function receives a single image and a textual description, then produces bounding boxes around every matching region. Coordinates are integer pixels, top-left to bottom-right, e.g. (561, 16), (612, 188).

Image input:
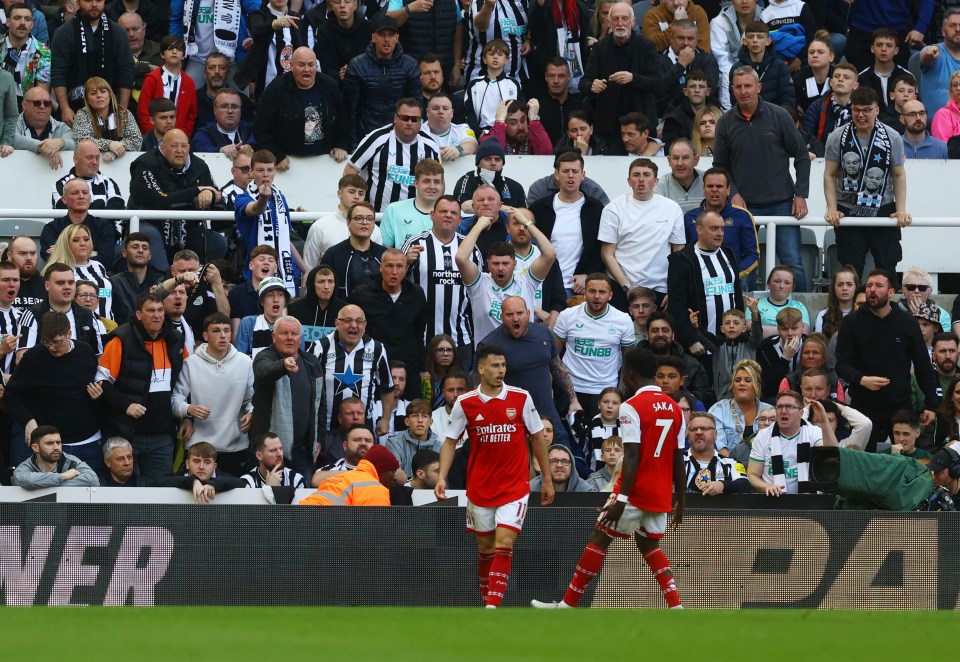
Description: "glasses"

(76, 293), (98, 300)
(337, 317), (366, 325)
(757, 415), (777, 424)
(396, 114), (421, 123)
(688, 426), (716, 433)
(851, 107), (876, 116)
(904, 284), (930, 292)
(774, 404), (801, 411)
(902, 110), (927, 118)
(232, 165), (251, 173)
(678, 406), (692, 413)
(436, 347), (455, 354)
(217, 103), (241, 110)
(350, 216), (375, 224)
(548, 459), (571, 466)
(27, 99), (52, 108)
(41, 336), (68, 349)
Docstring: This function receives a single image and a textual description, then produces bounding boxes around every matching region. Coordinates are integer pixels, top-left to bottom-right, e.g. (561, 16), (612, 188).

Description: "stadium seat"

(756, 226), (824, 290)
(908, 51), (923, 98)
(823, 227), (874, 283)
(0, 219), (48, 268)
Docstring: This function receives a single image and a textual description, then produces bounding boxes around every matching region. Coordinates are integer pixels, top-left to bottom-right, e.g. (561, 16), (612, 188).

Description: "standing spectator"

(320, 201), (387, 300)
(792, 31), (835, 113)
(15, 84), (75, 168)
(51, 0), (134, 126)
(136, 35), (197, 136)
(711, 0), (762, 110)
(729, 21), (796, 108)
(388, 0), (460, 85)
(47, 223), (114, 321)
(536, 57), (586, 146)
(452, 139), (525, 213)
(824, 87), (909, 279)
(653, 138), (705, 215)
(163, 250), (230, 339)
(234, 277), (294, 358)
(344, 97), (440, 212)
(234, 0), (304, 101)
(423, 92), (478, 163)
(169, 0), (260, 85)
(0, 259), (21, 376)
(462, 0), (530, 83)
(2, 4), (50, 113)
(836, 269), (940, 452)
(657, 21), (720, 109)
(118, 11), (161, 122)
(756, 307), (806, 400)
(481, 98), (553, 155)
(901, 100), (948, 159)
(920, 10), (960, 118)
(814, 266), (859, 337)
(642, 0), (709, 53)
(96, 292), (186, 485)
(801, 62), (858, 144)
(108, 2), (162, 41)
(760, 0), (817, 73)
(254, 47), (349, 172)
(598, 158), (685, 308)
(579, 3), (660, 145)
(227, 245), (278, 332)
(311, 0), (372, 80)
(661, 72), (715, 150)
(219, 145), (253, 211)
(110, 232), (163, 324)
(8, 236), (44, 312)
(464, 38), (522, 134)
(379, 159), (445, 249)
(856, 28), (909, 111)
(749, 265), (809, 337)
(714, 66), (810, 290)
(65, 77), (141, 161)
(343, 15), (421, 149)
(302, 175), (381, 269)
(173, 311), (254, 476)
(846, 0), (931, 73)
(251, 316), (322, 477)
(287, 265), (346, 351)
(12, 426), (99, 488)
(51, 140), (125, 211)
(931, 71), (960, 142)
(526, 0), (593, 100)
(194, 52), (252, 129)
(16, 262), (102, 360)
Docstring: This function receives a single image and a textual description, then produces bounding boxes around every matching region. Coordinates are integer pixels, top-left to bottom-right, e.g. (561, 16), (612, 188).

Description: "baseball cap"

(258, 276), (289, 301)
(913, 301), (940, 325)
(371, 15), (399, 33)
(928, 448), (956, 473)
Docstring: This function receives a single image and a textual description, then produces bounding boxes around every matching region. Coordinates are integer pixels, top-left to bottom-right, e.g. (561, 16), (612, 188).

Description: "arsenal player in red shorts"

(532, 348), (686, 609)
(435, 344), (554, 608)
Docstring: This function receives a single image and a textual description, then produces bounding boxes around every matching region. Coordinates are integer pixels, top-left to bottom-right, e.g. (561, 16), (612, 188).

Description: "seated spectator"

(929, 332), (959, 400)
(191, 88), (256, 156)
(481, 99), (553, 155)
(158, 441), (245, 503)
(690, 105), (720, 156)
(51, 140), (125, 211)
(320, 203), (387, 300)
(421, 334), (458, 410)
(161, 283), (194, 353)
(219, 145), (254, 211)
(14, 85), (74, 169)
(242, 431), (307, 489)
(782, 336), (844, 399)
(193, 53), (252, 129)
(802, 62), (857, 144)
(48, 224), (113, 321)
(747, 392), (835, 495)
(708, 359), (773, 460)
(408, 448), (441, 490)
(884, 409), (933, 460)
(730, 21), (795, 108)
(234, 0), (306, 101)
(2, 3), (51, 108)
(553, 110), (612, 156)
(71, 77), (142, 162)
(429, 369), (469, 445)
(12, 425), (99, 488)
(655, 355), (704, 409)
(569, 387), (623, 477)
(378, 159), (445, 249)
(584, 435), (623, 491)
(711, 307), (762, 397)
(464, 38), (521, 135)
(814, 266), (859, 337)
(423, 92), (478, 163)
(235, 277), (295, 358)
(139, 97), (177, 152)
(287, 265), (346, 352)
(371, 360), (411, 440)
(536, 57), (587, 146)
(384, 398), (440, 477)
(228, 245), (279, 334)
(642, 0), (710, 53)
(76, 279), (115, 345)
(300, 442), (398, 505)
(932, 71), (960, 142)
(683, 412), (752, 494)
(661, 70), (713, 151)
(303, 174), (381, 269)
(618, 111), (664, 156)
(757, 307), (807, 401)
(41, 177), (118, 270)
(915, 302), (942, 354)
(452, 139), (526, 214)
(792, 31), (835, 113)
(173, 311), (255, 476)
(136, 35), (197, 136)
(654, 138), (704, 214)
(98, 436), (144, 486)
(637, 311), (715, 406)
(530, 444), (596, 492)
(808, 398), (872, 451)
(899, 266), (951, 332)
(0, 259), (22, 374)
(312, 422), (374, 484)
(901, 99), (949, 159)
(748, 265), (810, 337)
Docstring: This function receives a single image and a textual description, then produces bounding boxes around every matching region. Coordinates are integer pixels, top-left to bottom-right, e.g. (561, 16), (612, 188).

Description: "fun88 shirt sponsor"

(553, 302), (635, 394)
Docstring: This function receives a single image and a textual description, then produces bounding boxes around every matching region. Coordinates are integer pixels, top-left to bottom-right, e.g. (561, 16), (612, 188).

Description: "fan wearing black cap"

(452, 139), (526, 216)
(929, 444), (960, 497)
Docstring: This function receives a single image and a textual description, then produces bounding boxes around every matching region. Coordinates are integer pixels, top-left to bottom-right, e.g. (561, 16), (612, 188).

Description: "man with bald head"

(128, 128), (226, 268)
(252, 315), (323, 477)
(14, 85), (75, 169)
(254, 46), (349, 172)
(900, 99), (949, 159)
(52, 141), (125, 231)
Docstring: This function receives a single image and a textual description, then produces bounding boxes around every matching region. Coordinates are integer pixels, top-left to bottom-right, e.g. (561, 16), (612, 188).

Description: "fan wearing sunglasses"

(13, 85), (76, 168)
(897, 266), (951, 333)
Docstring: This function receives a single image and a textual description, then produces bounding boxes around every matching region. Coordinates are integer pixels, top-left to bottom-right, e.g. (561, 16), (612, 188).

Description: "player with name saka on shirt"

(533, 348), (686, 610)
(435, 344), (553, 608)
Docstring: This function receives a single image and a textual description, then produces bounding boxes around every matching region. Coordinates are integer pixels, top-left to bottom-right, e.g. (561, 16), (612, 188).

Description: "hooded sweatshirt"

(384, 429), (442, 477)
(172, 342), (255, 453)
(530, 444), (597, 493)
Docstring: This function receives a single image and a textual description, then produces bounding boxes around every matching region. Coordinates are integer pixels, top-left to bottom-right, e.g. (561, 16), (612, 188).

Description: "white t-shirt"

(597, 194), (685, 293)
(553, 303), (635, 394)
(431, 404), (468, 449)
(514, 244), (544, 308)
(551, 195), (585, 285)
(466, 270), (540, 342)
(749, 423), (824, 494)
(426, 122), (477, 148)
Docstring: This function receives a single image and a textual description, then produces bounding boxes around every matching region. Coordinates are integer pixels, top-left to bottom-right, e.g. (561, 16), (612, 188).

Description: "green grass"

(1, 608), (959, 660)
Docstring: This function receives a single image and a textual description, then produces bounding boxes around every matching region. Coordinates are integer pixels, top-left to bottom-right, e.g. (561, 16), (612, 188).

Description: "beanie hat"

(364, 444), (400, 476)
(257, 276), (289, 304)
(475, 138), (506, 166)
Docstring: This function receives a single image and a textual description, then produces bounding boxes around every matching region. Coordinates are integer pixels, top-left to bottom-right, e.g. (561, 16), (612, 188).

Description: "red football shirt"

(614, 385), (684, 513)
(445, 385), (544, 507)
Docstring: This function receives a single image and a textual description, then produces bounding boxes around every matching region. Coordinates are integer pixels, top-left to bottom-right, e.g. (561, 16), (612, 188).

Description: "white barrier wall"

(6, 150), (960, 275)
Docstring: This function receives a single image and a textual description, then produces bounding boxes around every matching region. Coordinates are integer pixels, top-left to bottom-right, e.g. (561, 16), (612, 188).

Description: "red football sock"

(562, 542), (607, 607)
(485, 547), (513, 607)
(477, 552), (495, 600)
(643, 547), (681, 608)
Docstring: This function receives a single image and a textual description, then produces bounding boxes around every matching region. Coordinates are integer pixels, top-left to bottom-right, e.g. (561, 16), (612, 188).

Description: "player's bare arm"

(670, 448), (685, 529)
(530, 429), (554, 506)
(435, 436), (458, 500)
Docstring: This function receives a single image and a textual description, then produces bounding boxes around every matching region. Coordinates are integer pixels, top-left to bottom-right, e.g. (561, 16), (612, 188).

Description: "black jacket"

(660, 97), (696, 151)
(320, 239), (387, 300)
(313, 12), (373, 80)
(527, 0), (593, 81)
(657, 48), (720, 102)
(578, 33), (660, 141)
(452, 170), (526, 210)
(528, 193), (604, 277)
(127, 149), (218, 211)
(39, 214), (117, 269)
(730, 45), (795, 108)
(638, 339), (716, 407)
(667, 242), (744, 351)
(537, 93), (586, 145)
(397, 0), (459, 77)
(251, 346), (321, 455)
(343, 41), (422, 148)
(235, 6), (307, 97)
(110, 268), (164, 325)
(22, 300), (101, 357)
(756, 334), (805, 403)
(158, 469), (246, 493)
(254, 70), (348, 162)
(349, 275), (428, 373)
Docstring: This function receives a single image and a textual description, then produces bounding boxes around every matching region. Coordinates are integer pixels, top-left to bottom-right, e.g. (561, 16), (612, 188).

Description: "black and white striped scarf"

(768, 423), (810, 489)
(247, 182), (295, 297)
(838, 118), (892, 216)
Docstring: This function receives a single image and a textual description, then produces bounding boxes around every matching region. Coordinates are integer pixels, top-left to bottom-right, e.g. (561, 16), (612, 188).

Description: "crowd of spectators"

(0, 0), (959, 506)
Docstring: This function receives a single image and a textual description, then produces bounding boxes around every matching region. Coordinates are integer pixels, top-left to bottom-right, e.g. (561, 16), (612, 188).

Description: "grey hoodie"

(172, 343), (254, 453)
(531, 444), (597, 493)
(384, 429), (442, 477)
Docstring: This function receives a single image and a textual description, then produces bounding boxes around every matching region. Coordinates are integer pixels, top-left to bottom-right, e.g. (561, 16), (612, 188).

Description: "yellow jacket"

(299, 459), (390, 506)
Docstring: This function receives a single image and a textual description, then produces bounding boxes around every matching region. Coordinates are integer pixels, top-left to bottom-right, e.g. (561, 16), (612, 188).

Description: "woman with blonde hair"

(708, 359), (773, 457)
(932, 70), (960, 142)
(691, 105), (721, 156)
(72, 76), (141, 161)
(46, 223), (114, 320)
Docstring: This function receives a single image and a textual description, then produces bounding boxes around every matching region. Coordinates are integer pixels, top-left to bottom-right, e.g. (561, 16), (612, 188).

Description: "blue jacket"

(903, 132), (949, 159)
(730, 45), (795, 108)
(191, 120), (256, 153)
(683, 199), (760, 278)
(801, 92), (849, 143)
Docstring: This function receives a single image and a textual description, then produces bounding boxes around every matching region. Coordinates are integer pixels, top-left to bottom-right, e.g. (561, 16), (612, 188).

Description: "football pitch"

(2, 607), (956, 660)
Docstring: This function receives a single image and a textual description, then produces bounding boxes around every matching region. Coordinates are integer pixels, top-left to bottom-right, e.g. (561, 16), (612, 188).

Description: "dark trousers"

(216, 449), (252, 478)
(576, 392), (601, 422)
(861, 407), (894, 453)
(836, 225), (902, 282)
(131, 432), (174, 487)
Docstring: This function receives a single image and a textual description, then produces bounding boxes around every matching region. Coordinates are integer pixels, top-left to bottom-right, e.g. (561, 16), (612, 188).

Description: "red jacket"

(137, 67), (198, 136)
(482, 119), (554, 155)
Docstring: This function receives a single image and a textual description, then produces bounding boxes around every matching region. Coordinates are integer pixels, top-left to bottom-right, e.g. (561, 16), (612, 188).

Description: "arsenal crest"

(505, 408), (517, 420)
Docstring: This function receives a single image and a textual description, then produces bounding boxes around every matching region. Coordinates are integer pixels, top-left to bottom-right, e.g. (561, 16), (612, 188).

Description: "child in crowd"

(879, 72), (917, 133)
(814, 266), (859, 337)
(569, 387), (622, 477)
(140, 98), (177, 151)
(585, 436), (623, 492)
(731, 21), (795, 107)
(464, 39), (522, 135)
(802, 62), (859, 144)
(756, 307), (807, 401)
(627, 286), (657, 344)
(747, 264), (810, 338)
(137, 35), (197, 136)
(857, 28), (910, 112)
(656, 356), (705, 411)
(712, 306), (763, 397)
(885, 409), (933, 460)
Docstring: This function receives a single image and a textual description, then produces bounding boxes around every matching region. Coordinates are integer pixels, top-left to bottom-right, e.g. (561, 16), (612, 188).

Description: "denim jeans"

(749, 200), (807, 292)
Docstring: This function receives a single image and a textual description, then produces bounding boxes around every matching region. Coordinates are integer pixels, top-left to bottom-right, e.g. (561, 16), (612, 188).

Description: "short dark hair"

(252, 431), (281, 453)
(250, 244), (279, 262)
(890, 409), (920, 429)
(412, 449), (440, 474)
(545, 56), (569, 71)
(872, 27), (899, 43)
(866, 267), (897, 289)
(43, 262), (73, 281)
(396, 97), (421, 112)
(850, 87), (879, 107)
(629, 157), (658, 177)
(30, 425), (59, 446)
(39, 311), (70, 344)
(147, 97), (176, 117)
(476, 344), (505, 366)
(703, 166), (730, 185)
(744, 20), (769, 34)
(890, 72), (917, 92)
(554, 150), (584, 170)
(418, 52), (441, 65)
(934, 332), (960, 349)
(433, 194), (461, 211)
(339, 174), (367, 191)
(566, 109), (593, 128)
(136, 291), (164, 311)
(487, 242), (515, 259)
(440, 368), (468, 390)
(777, 390), (804, 409)
(251, 149), (277, 166)
(622, 348), (658, 380)
(159, 35), (186, 53)
(656, 355), (685, 373)
(124, 232), (150, 247)
(585, 272), (613, 290)
(345, 423), (374, 442)
(619, 111), (649, 132)
(646, 310), (674, 331)
(203, 311), (231, 331)
(389, 359), (407, 371)
(506, 99), (528, 116)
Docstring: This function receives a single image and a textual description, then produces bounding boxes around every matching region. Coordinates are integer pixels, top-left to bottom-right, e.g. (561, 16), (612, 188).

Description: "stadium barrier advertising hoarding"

(0, 504), (953, 608)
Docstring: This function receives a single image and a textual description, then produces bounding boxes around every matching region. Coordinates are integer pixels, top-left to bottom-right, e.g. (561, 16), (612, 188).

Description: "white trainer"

(531, 599), (569, 609)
